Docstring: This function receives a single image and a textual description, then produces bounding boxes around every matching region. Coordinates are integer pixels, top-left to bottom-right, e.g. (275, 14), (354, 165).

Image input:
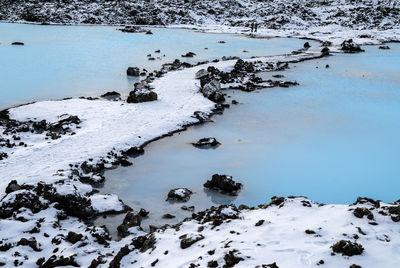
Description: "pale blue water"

(96, 44), (400, 234)
(0, 23), (309, 109)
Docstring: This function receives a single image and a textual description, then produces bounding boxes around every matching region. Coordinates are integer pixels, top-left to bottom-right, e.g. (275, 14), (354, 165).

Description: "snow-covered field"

(1, 0), (400, 265)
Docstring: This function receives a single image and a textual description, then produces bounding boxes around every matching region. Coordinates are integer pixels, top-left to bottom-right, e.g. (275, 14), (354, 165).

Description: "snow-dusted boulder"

(201, 80), (225, 103)
(127, 82), (158, 103)
(166, 188), (193, 202)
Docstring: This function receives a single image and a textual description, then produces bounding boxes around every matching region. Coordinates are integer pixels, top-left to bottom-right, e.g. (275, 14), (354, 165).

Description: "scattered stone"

(11, 42), (24, 45)
(166, 188), (193, 202)
(379, 45), (390, 50)
(332, 240), (364, 256)
(180, 234), (204, 249)
(204, 174), (242, 195)
(192, 138), (221, 148)
(255, 220), (265, 226)
(349, 265), (362, 268)
(305, 229), (316, 234)
(16, 238), (41, 252)
(325, 64), (330, 68)
(181, 205), (195, 211)
(146, 30), (153, 35)
(218, 41), (226, 44)
(224, 250), (243, 267)
(303, 42), (311, 48)
(208, 260), (218, 267)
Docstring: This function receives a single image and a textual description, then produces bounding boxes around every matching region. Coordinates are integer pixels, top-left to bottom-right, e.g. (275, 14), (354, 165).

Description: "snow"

(90, 194), (125, 213)
(123, 197), (400, 267)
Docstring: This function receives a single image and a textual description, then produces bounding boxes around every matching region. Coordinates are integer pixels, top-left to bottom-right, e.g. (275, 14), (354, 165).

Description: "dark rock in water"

(218, 41), (226, 44)
(125, 146), (145, 156)
(332, 240), (364, 256)
(5, 180), (20, 194)
(353, 207), (374, 220)
(321, 46), (330, 55)
(117, 211), (142, 237)
(146, 30), (153, 35)
(11, 42), (24, 45)
(148, 57), (156, 60)
(325, 64), (330, 68)
(349, 265), (362, 268)
(127, 82), (158, 103)
(181, 205), (195, 211)
(155, 49), (161, 53)
(180, 234), (204, 249)
(166, 188), (193, 202)
(139, 208), (149, 217)
(224, 250), (243, 267)
(201, 80), (225, 103)
(272, 74), (284, 78)
(162, 213), (176, 219)
(127, 67), (140, 76)
(341, 39), (365, 53)
(204, 174), (242, 195)
(192, 137), (220, 148)
(265, 263), (279, 268)
(182, 52), (196, 57)
(379, 45), (390, 50)
(303, 42), (311, 48)
(192, 111), (209, 122)
(118, 25), (145, 33)
(231, 100), (238, 105)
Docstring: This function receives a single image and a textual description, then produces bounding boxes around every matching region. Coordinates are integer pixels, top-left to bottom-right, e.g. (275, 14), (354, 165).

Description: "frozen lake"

(95, 44), (400, 235)
(0, 23), (308, 109)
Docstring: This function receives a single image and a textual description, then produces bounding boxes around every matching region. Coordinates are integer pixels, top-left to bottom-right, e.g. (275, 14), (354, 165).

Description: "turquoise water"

(0, 23), (308, 109)
(96, 44), (400, 233)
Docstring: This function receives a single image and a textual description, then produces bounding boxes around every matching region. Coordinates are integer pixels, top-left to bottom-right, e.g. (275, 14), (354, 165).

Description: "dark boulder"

(379, 45), (390, 50)
(192, 137), (220, 148)
(321, 47), (330, 55)
(332, 240), (364, 256)
(182, 52), (196, 57)
(303, 42), (311, 48)
(195, 69), (209, 79)
(341, 39), (365, 53)
(117, 211), (142, 237)
(166, 188), (193, 202)
(180, 234), (204, 249)
(127, 82), (158, 103)
(201, 80), (225, 103)
(204, 174), (242, 195)
(118, 25), (145, 33)
(127, 67), (140, 76)
(353, 207), (374, 220)
(224, 250), (243, 267)
(5, 180), (21, 194)
(11, 42), (24, 46)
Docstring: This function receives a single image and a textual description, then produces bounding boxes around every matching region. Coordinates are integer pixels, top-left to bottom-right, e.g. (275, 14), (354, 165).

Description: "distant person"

(254, 23), (258, 33)
(250, 22), (254, 33)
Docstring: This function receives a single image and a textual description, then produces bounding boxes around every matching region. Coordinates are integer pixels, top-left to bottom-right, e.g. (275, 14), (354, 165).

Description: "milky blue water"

(96, 44), (400, 234)
(0, 23), (309, 109)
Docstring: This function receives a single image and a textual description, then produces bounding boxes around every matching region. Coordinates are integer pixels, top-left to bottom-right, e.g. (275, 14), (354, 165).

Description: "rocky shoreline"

(1, 24), (400, 266)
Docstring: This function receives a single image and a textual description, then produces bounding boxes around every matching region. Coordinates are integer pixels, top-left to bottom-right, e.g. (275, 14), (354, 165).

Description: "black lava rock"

(204, 174), (242, 195)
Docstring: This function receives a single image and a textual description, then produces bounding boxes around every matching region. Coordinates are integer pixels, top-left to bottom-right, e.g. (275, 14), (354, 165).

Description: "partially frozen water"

(0, 23), (308, 109)
(96, 44), (400, 235)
